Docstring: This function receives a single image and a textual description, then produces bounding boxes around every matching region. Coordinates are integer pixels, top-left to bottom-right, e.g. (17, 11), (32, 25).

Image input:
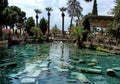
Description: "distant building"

(89, 15), (113, 31)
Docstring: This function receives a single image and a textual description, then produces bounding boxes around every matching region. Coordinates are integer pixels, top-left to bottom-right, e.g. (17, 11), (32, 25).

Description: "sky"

(8, 0), (115, 31)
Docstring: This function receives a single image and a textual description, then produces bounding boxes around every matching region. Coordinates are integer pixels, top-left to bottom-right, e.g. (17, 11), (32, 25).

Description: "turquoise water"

(70, 48), (120, 84)
(0, 43), (120, 84)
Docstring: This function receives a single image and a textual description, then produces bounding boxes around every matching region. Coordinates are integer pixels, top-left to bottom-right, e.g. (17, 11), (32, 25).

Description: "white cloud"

(8, 0), (115, 30)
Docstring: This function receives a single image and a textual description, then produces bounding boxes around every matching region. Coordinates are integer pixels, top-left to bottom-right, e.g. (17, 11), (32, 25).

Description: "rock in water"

(112, 67), (120, 71)
(87, 63), (96, 67)
(106, 69), (117, 77)
(0, 62), (17, 68)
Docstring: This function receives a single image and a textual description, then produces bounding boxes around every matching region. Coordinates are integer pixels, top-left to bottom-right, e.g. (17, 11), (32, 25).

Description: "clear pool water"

(0, 43), (120, 84)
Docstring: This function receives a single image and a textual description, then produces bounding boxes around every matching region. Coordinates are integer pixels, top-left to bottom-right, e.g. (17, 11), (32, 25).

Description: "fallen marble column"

(77, 67), (102, 74)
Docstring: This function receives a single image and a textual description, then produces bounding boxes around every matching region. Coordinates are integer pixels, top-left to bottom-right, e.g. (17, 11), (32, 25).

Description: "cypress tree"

(39, 17), (47, 35)
(92, 0), (98, 15)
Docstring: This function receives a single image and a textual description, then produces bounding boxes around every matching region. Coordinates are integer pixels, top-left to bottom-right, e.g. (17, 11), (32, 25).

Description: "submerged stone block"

(21, 78), (36, 83)
(76, 73), (90, 83)
(27, 70), (41, 77)
(77, 67), (102, 74)
(67, 79), (77, 83)
(87, 63), (97, 67)
(54, 66), (69, 72)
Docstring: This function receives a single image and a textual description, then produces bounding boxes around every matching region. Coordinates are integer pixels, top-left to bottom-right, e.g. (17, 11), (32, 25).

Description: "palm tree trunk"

(62, 13), (65, 36)
(48, 13), (50, 35)
(36, 14), (38, 27)
(36, 19), (38, 27)
(77, 16), (80, 27)
(70, 16), (73, 29)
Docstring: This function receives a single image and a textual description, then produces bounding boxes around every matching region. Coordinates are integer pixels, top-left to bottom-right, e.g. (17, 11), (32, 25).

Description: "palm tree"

(59, 7), (67, 36)
(71, 26), (85, 48)
(34, 9), (41, 27)
(67, 0), (83, 29)
(45, 7), (53, 35)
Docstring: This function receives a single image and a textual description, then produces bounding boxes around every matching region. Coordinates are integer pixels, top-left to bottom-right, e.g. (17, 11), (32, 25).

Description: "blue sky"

(8, 0), (115, 30)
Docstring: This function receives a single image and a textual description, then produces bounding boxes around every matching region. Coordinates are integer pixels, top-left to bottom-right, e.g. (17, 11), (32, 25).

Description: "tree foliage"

(107, 0), (120, 44)
(31, 26), (42, 38)
(0, 0), (8, 12)
(107, 22), (120, 43)
(39, 17), (47, 35)
(71, 26), (85, 47)
(92, 0), (98, 15)
(67, 0), (83, 28)
(25, 17), (35, 36)
(0, 0), (8, 39)
(51, 24), (60, 34)
(2, 6), (26, 29)
(34, 9), (41, 27)
(82, 15), (90, 41)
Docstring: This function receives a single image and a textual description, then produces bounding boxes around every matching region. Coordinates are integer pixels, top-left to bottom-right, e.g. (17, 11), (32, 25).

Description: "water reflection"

(0, 43), (120, 84)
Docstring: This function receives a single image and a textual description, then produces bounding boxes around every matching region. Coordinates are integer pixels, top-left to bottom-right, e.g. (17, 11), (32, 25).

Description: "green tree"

(107, 0), (120, 45)
(34, 9), (41, 27)
(71, 26), (85, 48)
(92, 0), (98, 15)
(84, 0), (98, 15)
(31, 26), (42, 38)
(2, 6), (17, 33)
(45, 7), (53, 35)
(82, 15), (90, 41)
(0, 0), (8, 12)
(39, 17), (47, 35)
(2, 6), (26, 34)
(16, 11), (26, 35)
(67, 0), (83, 29)
(0, 0), (8, 40)
(25, 17), (35, 36)
(59, 7), (67, 35)
(107, 22), (120, 45)
(2, 7), (13, 28)
(113, 0), (120, 22)
(51, 24), (60, 34)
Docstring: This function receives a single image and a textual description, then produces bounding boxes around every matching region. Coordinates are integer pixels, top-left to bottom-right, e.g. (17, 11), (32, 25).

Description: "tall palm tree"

(34, 9), (41, 27)
(59, 7), (67, 36)
(67, 0), (83, 29)
(45, 7), (53, 35)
